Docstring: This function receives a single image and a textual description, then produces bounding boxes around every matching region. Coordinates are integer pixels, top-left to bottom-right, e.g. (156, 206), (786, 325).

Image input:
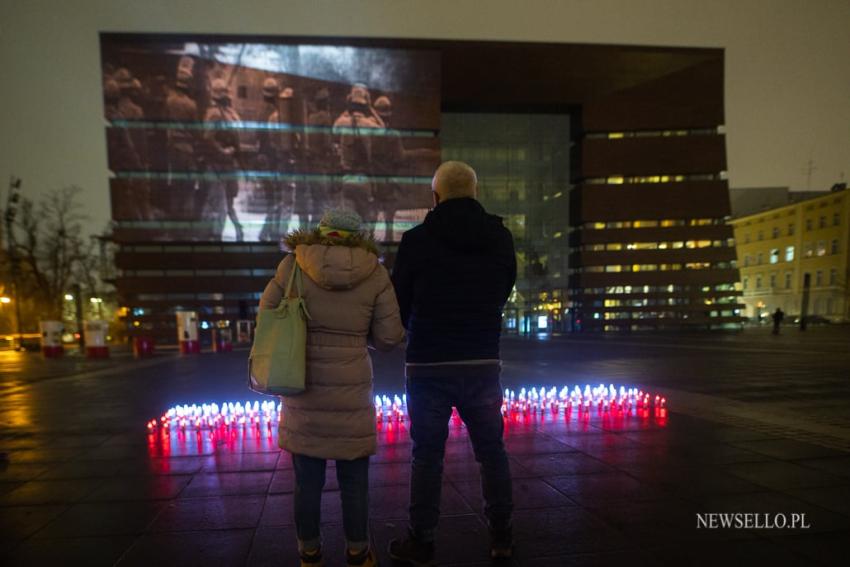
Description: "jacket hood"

(284, 228), (379, 290)
(423, 198), (506, 252)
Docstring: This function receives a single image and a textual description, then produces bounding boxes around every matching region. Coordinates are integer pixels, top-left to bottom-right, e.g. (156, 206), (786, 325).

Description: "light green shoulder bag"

(248, 260), (311, 396)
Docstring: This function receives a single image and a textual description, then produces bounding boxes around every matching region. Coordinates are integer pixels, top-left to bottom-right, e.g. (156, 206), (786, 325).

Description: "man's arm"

(503, 228), (517, 305)
(391, 232), (415, 329)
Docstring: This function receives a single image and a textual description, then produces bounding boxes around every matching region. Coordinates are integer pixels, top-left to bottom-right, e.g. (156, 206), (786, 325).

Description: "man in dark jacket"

(389, 161), (517, 564)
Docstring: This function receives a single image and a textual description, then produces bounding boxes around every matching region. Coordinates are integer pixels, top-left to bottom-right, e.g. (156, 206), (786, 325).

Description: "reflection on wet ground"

(1, 328), (849, 565)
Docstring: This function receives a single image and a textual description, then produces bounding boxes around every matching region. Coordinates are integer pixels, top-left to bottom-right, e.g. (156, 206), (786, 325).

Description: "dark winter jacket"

(391, 197), (516, 364)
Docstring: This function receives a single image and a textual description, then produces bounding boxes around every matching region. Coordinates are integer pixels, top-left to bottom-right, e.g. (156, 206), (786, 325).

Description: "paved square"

(2, 327), (849, 565)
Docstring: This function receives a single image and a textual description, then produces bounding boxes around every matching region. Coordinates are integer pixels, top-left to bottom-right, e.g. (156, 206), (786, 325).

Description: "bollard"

(39, 320), (64, 358)
(132, 335), (155, 358)
(176, 311), (200, 354)
(212, 327), (233, 353)
(84, 320), (110, 359)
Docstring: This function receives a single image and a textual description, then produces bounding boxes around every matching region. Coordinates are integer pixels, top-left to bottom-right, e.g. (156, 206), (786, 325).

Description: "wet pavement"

(1, 327), (849, 566)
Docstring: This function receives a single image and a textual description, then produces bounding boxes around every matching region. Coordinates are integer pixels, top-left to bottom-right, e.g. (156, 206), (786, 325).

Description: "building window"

(785, 272), (792, 289)
(743, 277), (748, 290)
(816, 270), (823, 286)
(772, 227), (780, 238)
(744, 233), (750, 243)
(757, 231), (764, 241)
(788, 223), (795, 235)
(769, 274), (776, 288)
(756, 276), (762, 289)
(819, 216), (827, 228)
(831, 239), (839, 254)
(816, 241), (826, 256)
(834, 213), (841, 226)
(770, 249), (779, 264)
(830, 269), (837, 286)
(757, 253), (764, 265)
(785, 245), (795, 262)
(743, 255), (750, 267)
(804, 242), (814, 257)
(806, 219), (813, 231)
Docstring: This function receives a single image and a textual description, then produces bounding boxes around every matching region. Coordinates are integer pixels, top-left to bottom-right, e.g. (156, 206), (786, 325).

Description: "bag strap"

(284, 258), (301, 299)
(281, 259), (311, 319)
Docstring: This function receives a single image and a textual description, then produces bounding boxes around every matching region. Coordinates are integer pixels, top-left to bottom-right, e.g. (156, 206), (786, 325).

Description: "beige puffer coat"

(259, 232), (405, 460)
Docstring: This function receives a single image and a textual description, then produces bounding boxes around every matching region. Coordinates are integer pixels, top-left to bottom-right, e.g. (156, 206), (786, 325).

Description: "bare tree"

(8, 186), (98, 320)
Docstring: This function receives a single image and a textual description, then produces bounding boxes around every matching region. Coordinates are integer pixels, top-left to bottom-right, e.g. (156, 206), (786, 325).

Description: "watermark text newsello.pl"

(696, 513), (810, 530)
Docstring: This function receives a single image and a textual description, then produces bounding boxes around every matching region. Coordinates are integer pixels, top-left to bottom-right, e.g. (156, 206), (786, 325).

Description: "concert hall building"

(104, 34), (744, 343)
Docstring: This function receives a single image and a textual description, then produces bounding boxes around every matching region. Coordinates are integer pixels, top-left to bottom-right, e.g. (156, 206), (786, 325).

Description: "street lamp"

(64, 294), (74, 301)
(0, 296), (10, 304)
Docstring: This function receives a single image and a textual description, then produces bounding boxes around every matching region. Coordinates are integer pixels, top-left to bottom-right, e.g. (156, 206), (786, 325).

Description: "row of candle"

(147, 384), (667, 432)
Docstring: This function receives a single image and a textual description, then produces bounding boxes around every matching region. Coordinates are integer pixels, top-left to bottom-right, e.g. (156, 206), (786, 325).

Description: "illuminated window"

(592, 222), (606, 229)
(660, 220), (677, 227)
(633, 220), (658, 228)
(785, 246), (794, 261)
(672, 241), (684, 249)
(770, 249), (779, 264)
(804, 242), (814, 257)
(607, 176), (625, 184)
(816, 241), (826, 256)
(605, 265), (622, 272)
(606, 243), (623, 251)
(608, 132), (624, 139)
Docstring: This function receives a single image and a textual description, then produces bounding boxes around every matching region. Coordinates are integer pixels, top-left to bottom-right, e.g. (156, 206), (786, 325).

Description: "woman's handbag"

(248, 260), (311, 395)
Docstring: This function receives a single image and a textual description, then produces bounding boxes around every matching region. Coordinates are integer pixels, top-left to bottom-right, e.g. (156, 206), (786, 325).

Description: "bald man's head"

(432, 161), (477, 204)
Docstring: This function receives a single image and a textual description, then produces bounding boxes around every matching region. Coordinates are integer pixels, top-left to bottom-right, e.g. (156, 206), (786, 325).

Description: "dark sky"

(2, 0), (848, 232)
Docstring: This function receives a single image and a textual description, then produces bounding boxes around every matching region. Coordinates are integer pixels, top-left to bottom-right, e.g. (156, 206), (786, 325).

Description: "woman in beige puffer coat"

(259, 209), (404, 567)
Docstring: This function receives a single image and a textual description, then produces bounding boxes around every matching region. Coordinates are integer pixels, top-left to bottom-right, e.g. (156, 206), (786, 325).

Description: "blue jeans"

(406, 367), (513, 541)
(291, 453), (370, 552)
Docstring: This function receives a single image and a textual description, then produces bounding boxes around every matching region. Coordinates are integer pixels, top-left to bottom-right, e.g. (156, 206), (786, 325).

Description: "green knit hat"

(319, 209), (363, 233)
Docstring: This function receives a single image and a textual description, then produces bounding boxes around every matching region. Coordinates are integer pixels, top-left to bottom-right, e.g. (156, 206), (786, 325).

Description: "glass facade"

(441, 113), (571, 333)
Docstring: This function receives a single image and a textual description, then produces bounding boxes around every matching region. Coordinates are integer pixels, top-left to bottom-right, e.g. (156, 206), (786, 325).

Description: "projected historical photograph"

(101, 37), (441, 242)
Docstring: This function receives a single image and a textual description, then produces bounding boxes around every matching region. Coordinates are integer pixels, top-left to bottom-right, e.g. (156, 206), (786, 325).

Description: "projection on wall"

(100, 35), (441, 243)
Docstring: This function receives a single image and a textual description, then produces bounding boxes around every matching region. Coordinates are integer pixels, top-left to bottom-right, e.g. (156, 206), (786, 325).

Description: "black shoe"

(346, 546), (377, 567)
(490, 527), (513, 561)
(299, 548), (323, 566)
(387, 533), (435, 566)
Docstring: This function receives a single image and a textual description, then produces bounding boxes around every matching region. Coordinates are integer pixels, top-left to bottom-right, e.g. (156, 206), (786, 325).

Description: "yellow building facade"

(731, 187), (850, 322)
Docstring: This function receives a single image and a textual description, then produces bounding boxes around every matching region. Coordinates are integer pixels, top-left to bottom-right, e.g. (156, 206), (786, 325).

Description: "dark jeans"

(291, 453), (370, 552)
(406, 367), (513, 541)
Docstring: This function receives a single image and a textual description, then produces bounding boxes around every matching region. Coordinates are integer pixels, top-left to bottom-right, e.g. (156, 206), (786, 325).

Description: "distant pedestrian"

(389, 161), (517, 563)
(260, 209), (405, 567)
(772, 307), (785, 334)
